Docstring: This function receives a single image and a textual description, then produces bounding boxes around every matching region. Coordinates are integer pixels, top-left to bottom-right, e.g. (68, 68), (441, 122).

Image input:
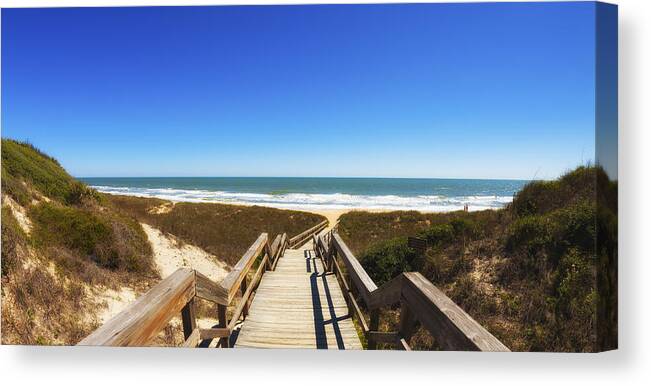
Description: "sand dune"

(141, 223), (230, 282)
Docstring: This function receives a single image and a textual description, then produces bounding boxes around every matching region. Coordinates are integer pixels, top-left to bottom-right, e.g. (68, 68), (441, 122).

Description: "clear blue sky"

(2, 2), (598, 179)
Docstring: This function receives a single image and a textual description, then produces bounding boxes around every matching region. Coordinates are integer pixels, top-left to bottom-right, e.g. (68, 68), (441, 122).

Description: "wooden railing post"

(330, 235), (509, 352)
(398, 299), (417, 347)
(241, 276), (249, 318)
(328, 236), (335, 272)
(78, 268), (196, 347)
(265, 241), (273, 271)
(217, 304), (229, 348)
(181, 297), (197, 341)
(368, 310), (380, 350)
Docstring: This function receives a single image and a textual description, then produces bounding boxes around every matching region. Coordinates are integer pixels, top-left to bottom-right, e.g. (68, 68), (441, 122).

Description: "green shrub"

(421, 251), (447, 283)
(550, 248), (597, 350)
(450, 218), (479, 239)
(30, 203), (113, 258)
(555, 248), (596, 320)
(510, 166), (596, 217)
(339, 164), (612, 352)
(1, 139), (79, 204)
(29, 202), (154, 275)
(359, 238), (419, 286)
(65, 181), (101, 206)
(505, 215), (552, 256)
(418, 224), (454, 246)
(551, 200), (596, 256)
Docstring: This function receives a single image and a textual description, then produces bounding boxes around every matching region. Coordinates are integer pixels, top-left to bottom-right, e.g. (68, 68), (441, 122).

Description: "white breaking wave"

(91, 185), (513, 212)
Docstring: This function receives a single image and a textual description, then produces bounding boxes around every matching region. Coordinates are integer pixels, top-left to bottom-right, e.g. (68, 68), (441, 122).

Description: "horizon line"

(77, 175), (534, 182)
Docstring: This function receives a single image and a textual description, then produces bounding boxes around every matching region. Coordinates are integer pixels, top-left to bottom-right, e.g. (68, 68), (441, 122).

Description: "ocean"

(81, 177), (529, 212)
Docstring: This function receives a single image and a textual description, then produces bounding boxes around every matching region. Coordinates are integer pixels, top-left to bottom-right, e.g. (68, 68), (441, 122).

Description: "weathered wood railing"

(287, 219), (328, 249)
(78, 219), (328, 347)
(78, 267), (197, 346)
(78, 233), (281, 347)
(313, 230), (510, 351)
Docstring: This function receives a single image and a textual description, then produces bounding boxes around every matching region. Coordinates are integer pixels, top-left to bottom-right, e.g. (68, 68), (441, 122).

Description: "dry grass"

(338, 209), (506, 257)
(1, 208), (100, 345)
(104, 194), (326, 265)
(337, 166), (617, 352)
(1, 139), (160, 345)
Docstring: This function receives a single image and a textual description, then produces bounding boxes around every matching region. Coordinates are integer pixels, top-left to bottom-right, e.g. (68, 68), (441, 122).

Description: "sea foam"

(90, 185), (513, 212)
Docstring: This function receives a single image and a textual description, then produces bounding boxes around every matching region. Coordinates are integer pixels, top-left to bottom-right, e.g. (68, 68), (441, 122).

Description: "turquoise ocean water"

(81, 177), (528, 212)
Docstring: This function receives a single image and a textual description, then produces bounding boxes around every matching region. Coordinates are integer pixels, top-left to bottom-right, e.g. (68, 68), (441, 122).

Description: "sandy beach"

(303, 208), (350, 229)
(295, 207), (409, 229)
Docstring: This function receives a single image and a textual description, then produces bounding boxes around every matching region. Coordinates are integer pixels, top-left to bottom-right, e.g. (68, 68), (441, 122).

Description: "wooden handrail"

(401, 272), (508, 351)
(78, 268), (195, 346)
(78, 217), (333, 348)
(78, 232), (272, 347)
(271, 233), (288, 270)
(331, 233), (378, 303)
(322, 231), (509, 352)
(267, 234), (282, 269)
(288, 219), (328, 248)
(227, 249), (269, 330)
(218, 233), (268, 305)
(79, 222), (508, 351)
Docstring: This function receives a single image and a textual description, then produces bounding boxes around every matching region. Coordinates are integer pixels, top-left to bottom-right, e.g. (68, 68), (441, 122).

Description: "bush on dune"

(503, 200), (596, 280)
(359, 238), (420, 286)
(1, 139), (78, 205)
(508, 165), (596, 217)
(339, 165), (614, 352)
(1, 139), (159, 345)
(29, 202), (154, 277)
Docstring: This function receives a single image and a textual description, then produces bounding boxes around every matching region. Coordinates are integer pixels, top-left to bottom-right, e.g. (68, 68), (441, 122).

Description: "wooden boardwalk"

(234, 246), (362, 349)
(79, 221), (508, 351)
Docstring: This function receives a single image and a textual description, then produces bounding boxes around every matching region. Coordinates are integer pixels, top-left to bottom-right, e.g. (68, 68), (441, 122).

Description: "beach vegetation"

(359, 238), (420, 285)
(1, 139), (78, 205)
(104, 195), (326, 265)
(1, 138), (157, 344)
(338, 165), (616, 352)
(29, 202), (154, 275)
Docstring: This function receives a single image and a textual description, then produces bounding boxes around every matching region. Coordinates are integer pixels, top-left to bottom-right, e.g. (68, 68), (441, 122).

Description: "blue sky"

(2, 3), (598, 179)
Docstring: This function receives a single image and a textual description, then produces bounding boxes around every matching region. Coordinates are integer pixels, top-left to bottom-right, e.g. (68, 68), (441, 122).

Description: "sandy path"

(94, 287), (138, 324)
(88, 204), (381, 326)
(308, 209), (350, 230)
(141, 223), (230, 283)
(94, 224), (230, 324)
(294, 208), (396, 231)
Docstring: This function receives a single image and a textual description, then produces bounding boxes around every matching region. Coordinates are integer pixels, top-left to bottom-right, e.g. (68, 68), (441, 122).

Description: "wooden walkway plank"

(234, 245), (362, 350)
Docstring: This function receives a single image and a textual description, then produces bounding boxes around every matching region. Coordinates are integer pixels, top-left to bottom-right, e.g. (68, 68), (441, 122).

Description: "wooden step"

(234, 245), (362, 350)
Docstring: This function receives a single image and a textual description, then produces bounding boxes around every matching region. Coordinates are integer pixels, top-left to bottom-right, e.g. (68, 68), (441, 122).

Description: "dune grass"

(1, 207), (100, 345)
(338, 166), (617, 352)
(2, 137), (326, 344)
(1, 139), (80, 206)
(104, 195), (326, 265)
(1, 138), (158, 344)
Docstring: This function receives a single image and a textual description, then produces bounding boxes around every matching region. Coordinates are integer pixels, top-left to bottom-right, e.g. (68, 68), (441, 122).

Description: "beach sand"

(305, 208), (350, 229)
(93, 223), (231, 325)
(141, 223), (230, 282)
(291, 207), (404, 229)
